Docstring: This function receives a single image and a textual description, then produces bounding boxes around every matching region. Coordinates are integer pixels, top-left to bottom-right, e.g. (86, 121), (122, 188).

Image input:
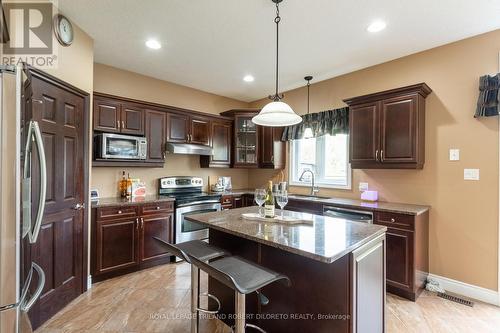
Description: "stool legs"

(234, 292), (246, 333)
(191, 265), (200, 333)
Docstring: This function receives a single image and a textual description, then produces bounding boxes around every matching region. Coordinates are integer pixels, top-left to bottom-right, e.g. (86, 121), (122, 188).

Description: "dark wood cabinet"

(232, 195), (243, 208)
(140, 213), (174, 263)
(373, 210), (429, 301)
(94, 97), (121, 133)
(92, 201), (174, 282)
(200, 120), (232, 168)
(344, 83), (431, 169)
(121, 104), (145, 135)
(259, 126), (285, 169)
(95, 217), (139, 274)
(190, 117), (211, 146)
(166, 113), (189, 143)
(145, 110), (166, 162)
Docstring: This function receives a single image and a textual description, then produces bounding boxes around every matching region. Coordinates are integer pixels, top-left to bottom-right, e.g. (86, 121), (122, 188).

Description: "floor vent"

(437, 292), (474, 307)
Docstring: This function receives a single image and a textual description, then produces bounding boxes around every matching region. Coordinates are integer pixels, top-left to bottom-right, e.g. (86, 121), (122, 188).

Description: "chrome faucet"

(298, 170), (320, 196)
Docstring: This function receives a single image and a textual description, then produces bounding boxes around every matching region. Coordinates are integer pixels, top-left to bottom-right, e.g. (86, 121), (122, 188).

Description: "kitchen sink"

(288, 194), (330, 201)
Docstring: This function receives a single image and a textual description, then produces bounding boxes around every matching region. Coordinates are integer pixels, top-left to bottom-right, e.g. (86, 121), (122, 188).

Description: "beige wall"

(249, 30), (500, 290)
(92, 64), (250, 197)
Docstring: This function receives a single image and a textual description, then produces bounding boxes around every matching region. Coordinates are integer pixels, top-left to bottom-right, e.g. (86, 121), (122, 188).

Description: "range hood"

(165, 143), (213, 156)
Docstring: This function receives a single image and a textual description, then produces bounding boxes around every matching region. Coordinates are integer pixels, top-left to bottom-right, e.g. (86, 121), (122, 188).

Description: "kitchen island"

(186, 207), (387, 333)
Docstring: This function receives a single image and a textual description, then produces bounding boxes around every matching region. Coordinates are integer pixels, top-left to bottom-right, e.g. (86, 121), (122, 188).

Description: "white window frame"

(289, 135), (352, 190)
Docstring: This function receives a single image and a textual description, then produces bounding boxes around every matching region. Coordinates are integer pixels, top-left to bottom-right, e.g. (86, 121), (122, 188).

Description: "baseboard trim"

(428, 273), (499, 306)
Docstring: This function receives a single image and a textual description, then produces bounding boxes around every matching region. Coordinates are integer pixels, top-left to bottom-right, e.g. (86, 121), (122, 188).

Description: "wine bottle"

(120, 171), (127, 198)
(264, 181), (275, 218)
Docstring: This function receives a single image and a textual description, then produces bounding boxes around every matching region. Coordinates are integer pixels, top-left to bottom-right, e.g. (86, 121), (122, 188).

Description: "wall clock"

(53, 14), (74, 46)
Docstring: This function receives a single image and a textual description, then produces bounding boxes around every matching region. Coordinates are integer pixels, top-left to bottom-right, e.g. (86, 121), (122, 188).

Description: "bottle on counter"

(264, 180), (275, 218)
(119, 171), (127, 198)
(126, 173), (132, 198)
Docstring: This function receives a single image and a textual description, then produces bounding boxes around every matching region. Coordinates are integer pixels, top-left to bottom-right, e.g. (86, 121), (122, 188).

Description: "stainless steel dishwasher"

(323, 206), (373, 223)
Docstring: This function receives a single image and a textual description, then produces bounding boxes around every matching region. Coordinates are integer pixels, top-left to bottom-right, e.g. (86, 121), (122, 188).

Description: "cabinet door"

(140, 213), (174, 263)
(121, 104), (145, 135)
(233, 196), (243, 209)
(94, 98), (121, 133)
(380, 94), (418, 163)
(96, 218), (139, 274)
(385, 228), (414, 291)
(167, 113), (189, 143)
(145, 110), (166, 162)
(202, 120), (231, 167)
(190, 117), (211, 146)
(234, 115), (258, 168)
(259, 127), (285, 169)
(349, 102), (379, 164)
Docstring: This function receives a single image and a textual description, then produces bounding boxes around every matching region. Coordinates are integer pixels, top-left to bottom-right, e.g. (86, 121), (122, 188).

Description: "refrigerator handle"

(23, 120), (47, 244)
(20, 263), (45, 312)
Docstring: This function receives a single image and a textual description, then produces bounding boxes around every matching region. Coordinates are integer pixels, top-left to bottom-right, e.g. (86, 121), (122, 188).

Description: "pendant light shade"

(252, 101), (302, 126)
(252, 0), (301, 127)
(302, 75), (314, 139)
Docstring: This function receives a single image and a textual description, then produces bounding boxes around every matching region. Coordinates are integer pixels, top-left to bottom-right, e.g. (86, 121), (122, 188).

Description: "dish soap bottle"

(264, 181), (275, 218)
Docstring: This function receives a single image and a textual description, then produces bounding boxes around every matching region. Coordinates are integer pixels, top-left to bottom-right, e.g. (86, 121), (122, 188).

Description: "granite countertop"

(185, 206), (387, 264)
(213, 190), (429, 216)
(91, 195), (175, 208)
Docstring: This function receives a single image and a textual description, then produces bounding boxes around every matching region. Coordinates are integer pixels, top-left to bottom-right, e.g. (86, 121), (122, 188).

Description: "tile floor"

(36, 262), (500, 333)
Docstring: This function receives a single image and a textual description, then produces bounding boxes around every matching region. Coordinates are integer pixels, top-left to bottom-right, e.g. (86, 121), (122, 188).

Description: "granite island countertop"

(91, 195), (175, 208)
(186, 206), (387, 264)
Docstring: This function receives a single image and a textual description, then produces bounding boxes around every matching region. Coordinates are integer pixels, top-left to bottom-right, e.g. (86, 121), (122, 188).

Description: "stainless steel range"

(158, 176), (221, 243)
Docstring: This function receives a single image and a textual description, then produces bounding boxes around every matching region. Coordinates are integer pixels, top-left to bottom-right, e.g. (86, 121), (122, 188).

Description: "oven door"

(101, 133), (144, 160)
(175, 202), (221, 243)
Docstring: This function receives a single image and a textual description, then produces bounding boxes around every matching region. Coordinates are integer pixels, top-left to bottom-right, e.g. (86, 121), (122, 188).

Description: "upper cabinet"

(166, 113), (211, 146)
(94, 94), (144, 135)
(344, 83), (432, 169)
(145, 110), (166, 163)
(200, 120), (232, 168)
(220, 109), (285, 169)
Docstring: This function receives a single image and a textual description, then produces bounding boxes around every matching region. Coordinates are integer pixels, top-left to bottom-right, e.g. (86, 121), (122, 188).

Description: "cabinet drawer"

(221, 196), (233, 205)
(140, 201), (174, 215)
(375, 212), (414, 231)
(97, 206), (138, 221)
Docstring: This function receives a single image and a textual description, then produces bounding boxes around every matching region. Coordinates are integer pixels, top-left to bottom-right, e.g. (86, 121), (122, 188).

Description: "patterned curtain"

(281, 107), (349, 141)
(474, 74), (500, 117)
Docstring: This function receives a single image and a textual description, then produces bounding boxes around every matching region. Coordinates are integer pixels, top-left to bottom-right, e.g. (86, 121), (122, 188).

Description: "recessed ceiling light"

(367, 20), (387, 33)
(145, 39), (162, 50)
(243, 75), (255, 82)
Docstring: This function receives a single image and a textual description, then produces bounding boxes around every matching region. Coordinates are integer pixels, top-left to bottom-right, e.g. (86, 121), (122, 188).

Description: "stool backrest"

(153, 237), (191, 263)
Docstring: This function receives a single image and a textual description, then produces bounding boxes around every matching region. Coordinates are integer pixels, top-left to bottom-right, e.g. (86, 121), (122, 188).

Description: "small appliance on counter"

(361, 190), (379, 202)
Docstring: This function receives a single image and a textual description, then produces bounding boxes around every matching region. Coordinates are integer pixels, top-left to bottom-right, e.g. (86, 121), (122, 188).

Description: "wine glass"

(276, 190), (288, 220)
(254, 188), (266, 217)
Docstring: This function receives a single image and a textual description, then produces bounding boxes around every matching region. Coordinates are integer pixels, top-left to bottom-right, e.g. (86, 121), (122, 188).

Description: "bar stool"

(189, 255), (291, 333)
(153, 238), (229, 333)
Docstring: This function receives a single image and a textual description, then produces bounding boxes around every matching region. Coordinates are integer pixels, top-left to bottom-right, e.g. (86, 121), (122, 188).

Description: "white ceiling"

(59, 0), (500, 102)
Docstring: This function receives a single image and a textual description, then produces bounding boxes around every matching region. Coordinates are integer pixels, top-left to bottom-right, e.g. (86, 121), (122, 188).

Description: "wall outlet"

(359, 182), (369, 191)
(449, 149), (460, 161)
(464, 169), (480, 180)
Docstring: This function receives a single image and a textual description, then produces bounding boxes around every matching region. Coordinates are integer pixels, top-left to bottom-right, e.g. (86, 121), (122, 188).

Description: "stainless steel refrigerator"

(0, 65), (46, 332)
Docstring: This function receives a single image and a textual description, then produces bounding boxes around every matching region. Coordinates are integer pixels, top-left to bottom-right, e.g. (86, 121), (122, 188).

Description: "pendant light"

(303, 75), (314, 139)
(252, 0), (302, 127)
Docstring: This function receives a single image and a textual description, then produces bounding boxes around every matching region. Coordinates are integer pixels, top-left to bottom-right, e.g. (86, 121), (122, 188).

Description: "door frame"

(27, 66), (90, 293)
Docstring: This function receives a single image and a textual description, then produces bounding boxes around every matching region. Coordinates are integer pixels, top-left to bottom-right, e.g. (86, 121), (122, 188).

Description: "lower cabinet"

(92, 202), (174, 282)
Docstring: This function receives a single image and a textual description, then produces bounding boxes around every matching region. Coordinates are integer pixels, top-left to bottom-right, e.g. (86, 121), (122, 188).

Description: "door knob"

(73, 203), (85, 210)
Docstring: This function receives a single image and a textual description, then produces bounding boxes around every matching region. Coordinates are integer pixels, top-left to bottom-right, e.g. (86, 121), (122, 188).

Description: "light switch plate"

(359, 182), (369, 191)
(464, 169), (480, 180)
(449, 149), (460, 161)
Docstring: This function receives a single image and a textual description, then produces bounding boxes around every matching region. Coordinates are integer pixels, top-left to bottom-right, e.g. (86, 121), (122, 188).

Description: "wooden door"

(202, 120), (231, 167)
(96, 218), (139, 274)
(121, 104), (144, 135)
(349, 102), (379, 164)
(93, 97), (120, 132)
(28, 73), (87, 329)
(259, 127), (285, 169)
(190, 116), (211, 146)
(145, 110), (166, 162)
(380, 94), (418, 163)
(140, 214), (174, 263)
(166, 113), (189, 143)
(385, 228), (414, 291)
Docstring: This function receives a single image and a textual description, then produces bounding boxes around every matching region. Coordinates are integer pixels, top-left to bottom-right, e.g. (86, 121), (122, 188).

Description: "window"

(290, 134), (351, 189)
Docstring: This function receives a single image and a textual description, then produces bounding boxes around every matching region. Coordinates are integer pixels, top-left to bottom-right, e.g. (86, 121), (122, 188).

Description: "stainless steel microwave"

(95, 133), (147, 160)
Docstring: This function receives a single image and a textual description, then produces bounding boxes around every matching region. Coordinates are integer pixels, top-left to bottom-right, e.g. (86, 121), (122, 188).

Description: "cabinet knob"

(390, 218), (395, 222)
(156, 206), (160, 210)
(118, 210), (122, 214)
